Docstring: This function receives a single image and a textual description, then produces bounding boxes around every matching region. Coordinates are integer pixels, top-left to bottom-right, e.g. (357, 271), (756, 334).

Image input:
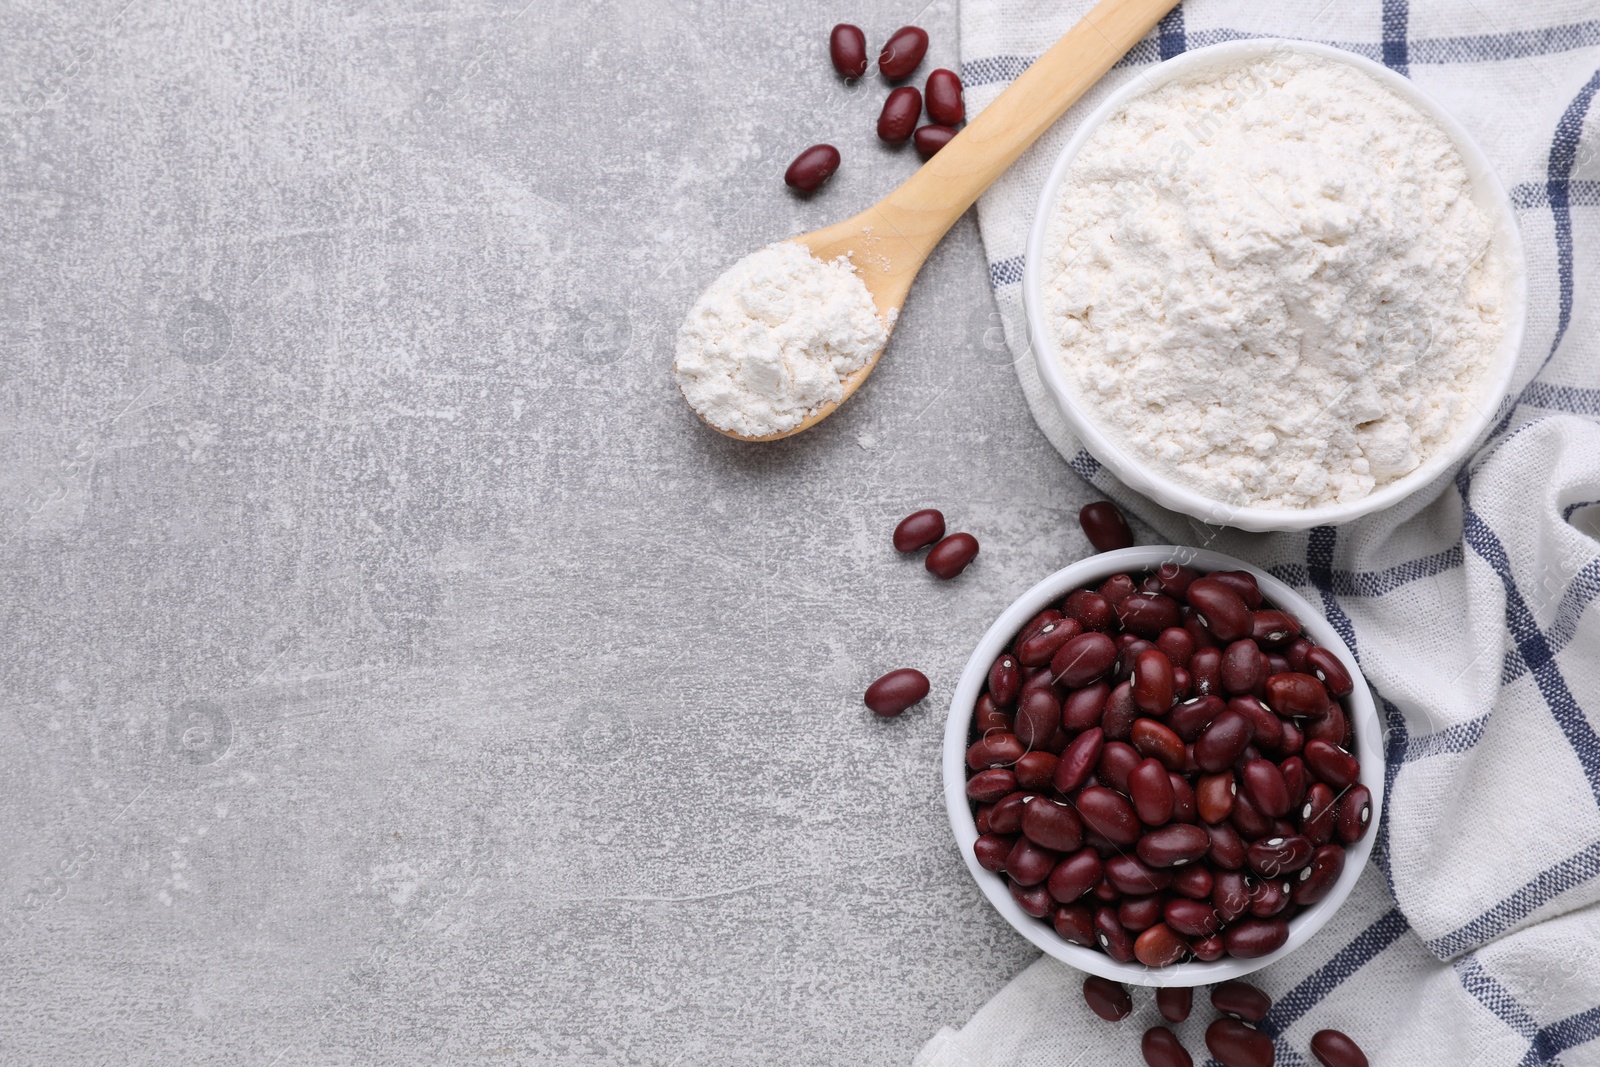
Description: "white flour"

(1042, 52), (1508, 509)
(675, 242), (887, 437)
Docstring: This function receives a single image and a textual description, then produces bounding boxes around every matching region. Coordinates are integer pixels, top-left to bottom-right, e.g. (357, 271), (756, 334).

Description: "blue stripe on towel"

(1456, 956), (1541, 1038)
(987, 254), (1024, 289)
(1269, 545), (1463, 598)
(1525, 1005), (1600, 1064)
(1426, 838), (1600, 957)
(1260, 909), (1412, 1033)
(1383, 0), (1410, 75)
(1158, 5), (1186, 60)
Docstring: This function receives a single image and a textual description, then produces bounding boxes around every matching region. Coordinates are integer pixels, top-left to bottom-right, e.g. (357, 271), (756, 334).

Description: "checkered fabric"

(918, 3), (1600, 1065)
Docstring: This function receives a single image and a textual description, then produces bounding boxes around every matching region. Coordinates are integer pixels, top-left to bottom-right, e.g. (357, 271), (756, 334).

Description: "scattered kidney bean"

(1053, 903), (1096, 946)
(973, 832), (1013, 871)
(1206, 1019), (1274, 1067)
(1293, 842), (1345, 906)
(1052, 632), (1118, 687)
(923, 68), (965, 125)
(1223, 917), (1290, 958)
(966, 767), (1017, 802)
(828, 24), (869, 78)
(864, 668), (930, 715)
(1142, 1025), (1193, 1067)
(892, 508), (945, 551)
(1077, 786), (1142, 846)
(1304, 740), (1360, 789)
(926, 532), (979, 578)
(1310, 1029), (1369, 1067)
(877, 87), (922, 144)
(1305, 646), (1355, 697)
(1134, 923), (1188, 967)
(913, 124), (956, 159)
(1022, 798), (1083, 852)
(1047, 847), (1104, 902)
(1083, 975), (1133, 1021)
(1211, 980), (1272, 1022)
(1010, 879), (1053, 917)
(1157, 986), (1193, 1023)
(1129, 757), (1176, 826)
(784, 144), (840, 193)
(1337, 785), (1373, 844)
(1079, 501), (1134, 551)
(878, 25), (928, 79)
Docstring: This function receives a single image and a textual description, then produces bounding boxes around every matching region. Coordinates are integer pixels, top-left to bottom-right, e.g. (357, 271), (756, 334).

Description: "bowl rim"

(1021, 37), (1529, 533)
(942, 546), (1385, 986)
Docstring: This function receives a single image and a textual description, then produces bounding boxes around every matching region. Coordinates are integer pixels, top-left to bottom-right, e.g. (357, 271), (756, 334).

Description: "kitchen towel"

(922, 2), (1600, 1064)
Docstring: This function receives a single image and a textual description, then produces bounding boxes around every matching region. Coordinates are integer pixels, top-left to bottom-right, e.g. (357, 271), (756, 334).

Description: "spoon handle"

(873, 0), (1181, 250)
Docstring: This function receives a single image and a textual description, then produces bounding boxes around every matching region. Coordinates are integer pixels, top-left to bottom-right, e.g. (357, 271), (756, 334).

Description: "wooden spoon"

(689, 0), (1181, 441)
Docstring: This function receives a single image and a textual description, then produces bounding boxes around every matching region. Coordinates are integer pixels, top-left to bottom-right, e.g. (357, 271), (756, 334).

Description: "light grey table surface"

(1, 1), (1118, 1062)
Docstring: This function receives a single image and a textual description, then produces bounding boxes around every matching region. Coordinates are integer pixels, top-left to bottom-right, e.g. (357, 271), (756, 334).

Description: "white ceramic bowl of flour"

(1023, 40), (1526, 533)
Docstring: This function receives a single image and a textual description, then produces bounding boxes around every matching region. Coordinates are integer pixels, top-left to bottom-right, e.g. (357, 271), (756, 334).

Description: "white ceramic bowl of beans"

(941, 546), (1383, 986)
(1021, 39), (1527, 533)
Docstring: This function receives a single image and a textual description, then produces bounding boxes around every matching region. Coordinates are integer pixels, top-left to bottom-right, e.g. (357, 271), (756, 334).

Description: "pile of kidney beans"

(784, 24), (966, 193)
(964, 552), (1372, 968)
(1084, 974), (1369, 1067)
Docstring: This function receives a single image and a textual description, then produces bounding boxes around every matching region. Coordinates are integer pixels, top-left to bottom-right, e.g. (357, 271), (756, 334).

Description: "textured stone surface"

(0, 1), (1111, 1062)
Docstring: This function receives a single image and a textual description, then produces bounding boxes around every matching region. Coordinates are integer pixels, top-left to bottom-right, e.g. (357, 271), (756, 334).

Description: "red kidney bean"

(1061, 591), (1112, 633)
(926, 532), (979, 579)
(864, 668), (929, 716)
(973, 833), (1013, 871)
(1014, 751), (1058, 792)
(1169, 773), (1197, 823)
(891, 508), (943, 551)
(1220, 640), (1265, 695)
(1082, 974), (1132, 1021)
(966, 767), (1017, 802)
(784, 144), (840, 192)
(1185, 578), (1253, 642)
(1163, 896), (1220, 937)
(1091, 874), (1119, 900)
(1247, 834), (1314, 877)
(1051, 632), (1118, 687)
(1022, 798), (1083, 852)
(1224, 917), (1289, 958)
(1047, 730), (1098, 795)
(1300, 782), (1338, 845)
(1061, 681), (1109, 732)
(1142, 1025), (1193, 1067)
(1052, 903), (1096, 946)
(1241, 759), (1291, 818)
(1137, 824), (1210, 868)
(1277, 718), (1304, 757)
(973, 694), (1011, 734)
(1119, 893), (1165, 932)
(1190, 934), (1225, 961)
(913, 124), (956, 160)
(1077, 786), (1141, 846)
(1016, 608), (1064, 650)
(1248, 876), (1292, 917)
(1157, 986), (1193, 1024)
(1188, 647), (1223, 697)
(1195, 710), (1255, 773)
(1171, 865), (1212, 900)
(1078, 501), (1134, 552)
(1228, 791), (1272, 839)
(1006, 836), (1059, 886)
(1010, 879), (1054, 917)
(1117, 639), (1156, 683)
(967, 732), (1025, 770)
(1211, 870), (1252, 922)
(989, 792), (1029, 834)
(1278, 757), (1308, 810)
(876, 86), (922, 144)
(1211, 980), (1272, 1022)
(1206, 821), (1246, 870)
(878, 25), (928, 80)
(829, 24), (869, 78)
(1106, 854), (1171, 895)
(1099, 573), (1138, 605)
(1206, 1019), (1274, 1067)
(1229, 696), (1283, 751)
(1171, 666), (1192, 700)
(1129, 757), (1175, 826)
(1285, 637), (1314, 672)
(1197, 771), (1237, 825)
(1251, 608), (1302, 648)
(1096, 741), (1141, 794)
(1167, 695), (1224, 743)
(1133, 649), (1177, 713)
(1015, 687), (1061, 747)
(988, 654), (1021, 706)
(1305, 646), (1355, 697)
(1264, 672), (1330, 718)
(1310, 1029), (1369, 1067)
(1134, 923), (1187, 968)
(1304, 740), (1360, 788)
(1184, 613), (1220, 651)
(1151, 562), (1196, 598)
(1093, 907), (1135, 962)
(1117, 593), (1181, 638)
(922, 67), (965, 127)
(1047, 847), (1103, 902)
(1102, 681), (1138, 740)
(1156, 626), (1195, 668)
(1337, 784), (1373, 844)
(975, 804), (993, 833)
(1293, 842), (1345, 906)
(1133, 718), (1187, 772)
(1017, 617), (1082, 668)
(1207, 570), (1263, 608)
(1306, 701), (1348, 746)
